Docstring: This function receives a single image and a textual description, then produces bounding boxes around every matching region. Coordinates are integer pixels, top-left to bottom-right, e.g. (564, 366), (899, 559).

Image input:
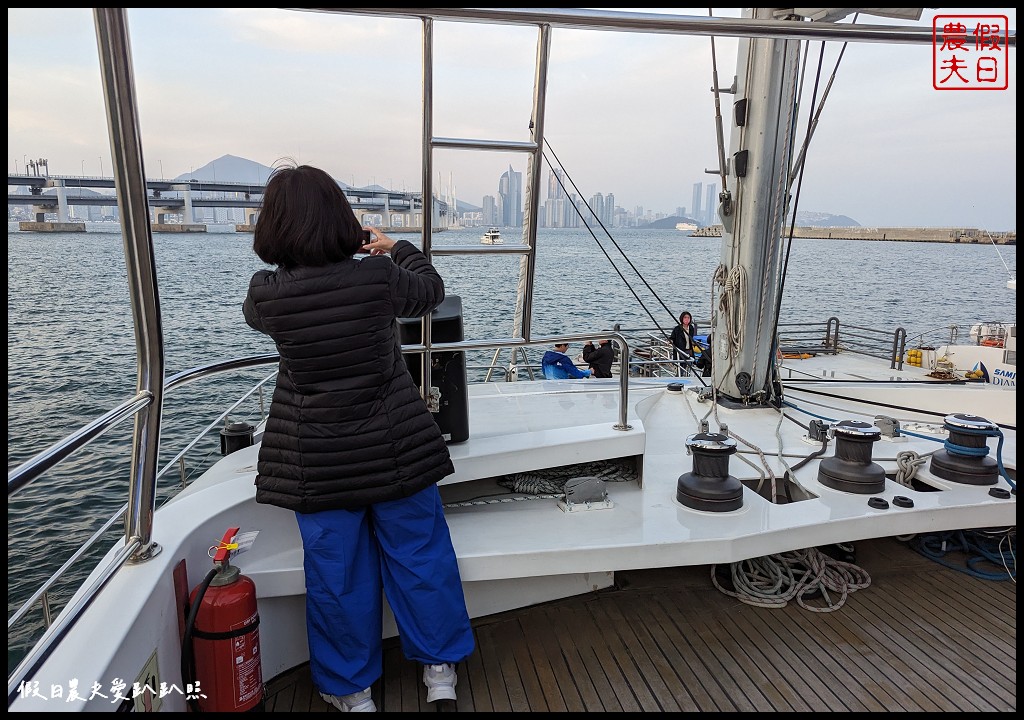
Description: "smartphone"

(356, 229), (373, 254)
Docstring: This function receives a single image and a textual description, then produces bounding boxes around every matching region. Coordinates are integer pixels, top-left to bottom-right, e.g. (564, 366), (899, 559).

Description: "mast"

(709, 8), (925, 403)
(710, 7), (802, 404)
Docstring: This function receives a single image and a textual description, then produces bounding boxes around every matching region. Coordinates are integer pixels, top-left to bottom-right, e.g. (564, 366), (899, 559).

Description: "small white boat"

(480, 227), (503, 244)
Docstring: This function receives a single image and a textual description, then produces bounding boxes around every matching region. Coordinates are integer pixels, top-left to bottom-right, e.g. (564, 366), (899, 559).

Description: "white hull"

(937, 343), (1016, 389)
(480, 228), (503, 244)
(13, 374), (1015, 711)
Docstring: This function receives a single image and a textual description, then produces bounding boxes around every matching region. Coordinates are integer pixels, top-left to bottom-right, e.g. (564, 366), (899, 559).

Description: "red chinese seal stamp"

(933, 15), (1009, 90)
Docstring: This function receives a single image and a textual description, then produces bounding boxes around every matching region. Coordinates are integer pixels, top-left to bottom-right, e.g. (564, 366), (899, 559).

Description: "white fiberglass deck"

(13, 376), (1015, 714)
(436, 379), (1016, 583)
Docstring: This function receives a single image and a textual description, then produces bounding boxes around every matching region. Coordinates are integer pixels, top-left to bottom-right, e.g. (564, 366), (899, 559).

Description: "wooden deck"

(265, 536), (1016, 712)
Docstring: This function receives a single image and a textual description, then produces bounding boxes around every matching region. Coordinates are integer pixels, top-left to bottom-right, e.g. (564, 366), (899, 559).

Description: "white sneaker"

(320, 688), (376, 712)
(422, 663), (457, 702)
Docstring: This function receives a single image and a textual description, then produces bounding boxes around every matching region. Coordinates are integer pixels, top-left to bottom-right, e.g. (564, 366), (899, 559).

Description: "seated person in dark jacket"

(670, 311), (697, 360)
(541, 342), (592, 379)
(583, 339), (614, 378)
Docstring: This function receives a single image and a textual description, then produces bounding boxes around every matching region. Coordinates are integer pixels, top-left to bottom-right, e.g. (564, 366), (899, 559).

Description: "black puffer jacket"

(242, 239), (454, 513)
(582, 341), (614, 378)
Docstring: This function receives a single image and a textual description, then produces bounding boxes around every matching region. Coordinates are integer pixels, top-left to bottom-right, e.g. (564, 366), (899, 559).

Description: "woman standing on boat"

(670, 311), (697, 360)
(242, 164), (474, 712)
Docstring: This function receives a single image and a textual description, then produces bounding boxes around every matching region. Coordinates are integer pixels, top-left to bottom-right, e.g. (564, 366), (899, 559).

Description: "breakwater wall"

(12, 221), (438, 234)
(691, 226), (1015, 244)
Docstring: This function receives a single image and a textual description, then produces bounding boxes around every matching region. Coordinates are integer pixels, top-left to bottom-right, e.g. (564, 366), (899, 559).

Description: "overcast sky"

(7, 8), (1017, 230)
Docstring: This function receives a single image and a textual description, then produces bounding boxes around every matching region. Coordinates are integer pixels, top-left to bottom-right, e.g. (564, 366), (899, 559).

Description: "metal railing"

(777, 317), (907, 369)
(7, 358), (278, 701)
(7, 330), (636, 701)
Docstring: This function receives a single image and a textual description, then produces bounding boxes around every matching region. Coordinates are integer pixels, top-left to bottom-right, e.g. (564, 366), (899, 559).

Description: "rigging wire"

(981, 229), (1016, 283)
(762, 31), (811, 407)
(541, 140), (675, 336)
(788, 15), (860, 187)
(762, 41), (827, 393)
(704, 11), (739, 411)
(753, 39), (801, 393)
(765, 19), (858, 391)
(707, 8), (729, 205)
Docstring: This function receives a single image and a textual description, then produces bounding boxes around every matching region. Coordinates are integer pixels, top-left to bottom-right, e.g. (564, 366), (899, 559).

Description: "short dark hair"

(253, 163), (364, 267)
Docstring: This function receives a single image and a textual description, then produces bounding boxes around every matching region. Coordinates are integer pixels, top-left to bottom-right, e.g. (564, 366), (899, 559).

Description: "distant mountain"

(638, 215), (703, 230)
(639, 211), (860, 230)
(793, 210), (860, 227)
(181, 156), (479, 212)
(181, 155), (354, 189)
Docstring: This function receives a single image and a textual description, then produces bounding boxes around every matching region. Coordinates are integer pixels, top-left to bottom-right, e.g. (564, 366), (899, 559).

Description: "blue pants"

(295, 484), (475, 696)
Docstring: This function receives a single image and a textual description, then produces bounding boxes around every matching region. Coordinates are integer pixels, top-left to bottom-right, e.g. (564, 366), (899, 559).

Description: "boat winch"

(220, 420), (255, 456)
(817, 420), (886, 494)
(676, 432), (743, 511)
(928, 414), (1000, 485)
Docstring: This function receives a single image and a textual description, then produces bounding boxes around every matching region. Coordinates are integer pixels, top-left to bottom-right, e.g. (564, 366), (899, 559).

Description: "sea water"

(6, 227), (1016, 664)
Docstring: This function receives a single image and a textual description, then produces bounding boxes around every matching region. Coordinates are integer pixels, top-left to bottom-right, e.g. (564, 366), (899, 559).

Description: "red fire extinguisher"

(182, 527), (265, 712)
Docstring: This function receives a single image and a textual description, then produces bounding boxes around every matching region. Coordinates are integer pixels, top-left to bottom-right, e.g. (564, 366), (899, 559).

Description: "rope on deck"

(711, 546), (872, 612)
(441, 458), (637, 508)
(910, 528), (1017, 582)
(497, 457), (637, 495)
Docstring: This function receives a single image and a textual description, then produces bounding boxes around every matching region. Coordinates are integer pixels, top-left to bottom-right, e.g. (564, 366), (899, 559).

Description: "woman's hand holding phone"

(360, 227), (396, 256)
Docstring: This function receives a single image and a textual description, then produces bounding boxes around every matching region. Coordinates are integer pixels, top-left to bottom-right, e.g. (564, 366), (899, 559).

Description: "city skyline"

(5, 157), (700, 229)
(8, 8), (1017, 230)
(5, 153), (1005, 231)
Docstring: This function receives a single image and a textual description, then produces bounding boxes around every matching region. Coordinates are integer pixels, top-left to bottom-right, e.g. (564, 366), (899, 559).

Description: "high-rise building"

(588, 193), (605, 224)
(604, 193), (615, 225)
(567, 194), (580, 228)
(691, 182), (703, 223)
(482, 195), (498, 226)
(498, 165), (523, 227)
(547, 168), (565, 200)
(569, 194), (585, 228)
(542, 169), (579, 228)
(705, 183), (717, 225)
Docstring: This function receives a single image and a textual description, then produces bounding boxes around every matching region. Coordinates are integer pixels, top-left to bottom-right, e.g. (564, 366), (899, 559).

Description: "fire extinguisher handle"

(212, 526), (241, 565)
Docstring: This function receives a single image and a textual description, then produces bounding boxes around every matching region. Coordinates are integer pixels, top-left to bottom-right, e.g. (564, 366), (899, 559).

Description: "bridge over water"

(7, 174), (449, 232)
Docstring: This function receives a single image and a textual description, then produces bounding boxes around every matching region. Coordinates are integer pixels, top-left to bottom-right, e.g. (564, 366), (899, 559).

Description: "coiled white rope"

(713, 264), (746, 360)
(442, 458), (637, 509)
(443, 493), (563, 509)
(499, 457), (637, 495)
(894, 449), (929, 488)
(711, 547), (871, 612)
